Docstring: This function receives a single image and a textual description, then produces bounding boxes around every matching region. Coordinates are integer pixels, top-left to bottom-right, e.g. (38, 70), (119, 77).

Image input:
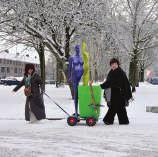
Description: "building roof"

(0, 51), (39, 64)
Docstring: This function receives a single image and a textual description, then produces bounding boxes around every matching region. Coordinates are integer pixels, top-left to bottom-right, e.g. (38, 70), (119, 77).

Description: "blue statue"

(68, 45), (84, 117)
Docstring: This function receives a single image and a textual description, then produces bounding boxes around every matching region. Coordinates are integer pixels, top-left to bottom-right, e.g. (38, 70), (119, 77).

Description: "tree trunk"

(129, 54), (139, 92)
(56, 59), (64, 87)
(65, 26), (70, 60)
(63, 26), (75, 98)
(140, 68), (144, 82)
(94, 63), (98, 82)
(63, 61), (74, 99)
(139, 67), (145, 82)
(55, 58), (74, 98)
(37, 42), (46, 90)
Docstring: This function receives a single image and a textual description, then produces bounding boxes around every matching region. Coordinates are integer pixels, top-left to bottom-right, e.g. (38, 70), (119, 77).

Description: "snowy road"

(0, 83), (158, 157)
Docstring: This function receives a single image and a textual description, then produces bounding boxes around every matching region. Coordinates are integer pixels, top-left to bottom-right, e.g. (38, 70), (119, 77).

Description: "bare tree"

(105, 0), (158, 91)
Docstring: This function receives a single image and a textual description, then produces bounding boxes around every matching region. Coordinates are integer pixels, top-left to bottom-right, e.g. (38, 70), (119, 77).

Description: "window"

(1, 67), (5, 73)
(0, 59), (2, 63)
(7, 67), (10, 73)
(18, 68), (21, 74)
(17, 61), (19, 65)
(14, 67), (17, 73)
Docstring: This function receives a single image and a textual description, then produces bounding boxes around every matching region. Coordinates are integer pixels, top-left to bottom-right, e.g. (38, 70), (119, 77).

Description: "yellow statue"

(81, 41), (89, 86)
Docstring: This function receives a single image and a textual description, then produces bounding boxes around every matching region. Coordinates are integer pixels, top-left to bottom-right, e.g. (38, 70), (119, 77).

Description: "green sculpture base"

(78, 85), (102, 120)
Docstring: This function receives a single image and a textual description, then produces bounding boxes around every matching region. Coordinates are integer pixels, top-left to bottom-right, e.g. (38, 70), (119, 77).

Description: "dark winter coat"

(13, 72), (46, 121)
(100, 67), (132, 107)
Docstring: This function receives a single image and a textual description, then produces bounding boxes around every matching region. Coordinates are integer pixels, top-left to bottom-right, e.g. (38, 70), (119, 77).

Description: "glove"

(125, 100), (129, 107)
(40, 88), (45, 95)
(107, 101), (111, 108)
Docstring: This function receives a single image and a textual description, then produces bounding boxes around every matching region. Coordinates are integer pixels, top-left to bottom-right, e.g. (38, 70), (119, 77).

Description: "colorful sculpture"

(68, 45), (84, 117)
(81, 41), (89, 86)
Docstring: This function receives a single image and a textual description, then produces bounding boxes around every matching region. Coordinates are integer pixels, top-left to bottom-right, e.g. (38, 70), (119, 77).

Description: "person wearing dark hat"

(13, 64), (46, 123)
(100, 58), (132, 125)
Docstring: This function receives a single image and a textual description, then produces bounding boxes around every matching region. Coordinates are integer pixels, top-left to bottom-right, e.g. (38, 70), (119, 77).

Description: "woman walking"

(13, 64), (46, 123)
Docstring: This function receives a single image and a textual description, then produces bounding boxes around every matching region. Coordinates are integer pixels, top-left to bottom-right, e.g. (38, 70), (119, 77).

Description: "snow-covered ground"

(0, 82), (158, 157)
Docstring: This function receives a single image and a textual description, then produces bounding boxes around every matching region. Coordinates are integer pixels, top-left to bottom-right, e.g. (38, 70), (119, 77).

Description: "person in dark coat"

(100, 58), (132, 125)
(13, 64), (46, 123)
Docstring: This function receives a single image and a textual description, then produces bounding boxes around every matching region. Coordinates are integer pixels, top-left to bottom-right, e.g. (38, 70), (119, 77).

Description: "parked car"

(0, 80), (4, 85)
(1, 77), (21, 86)
(150, 77), (158, 85)
(45, 80), (56, 84)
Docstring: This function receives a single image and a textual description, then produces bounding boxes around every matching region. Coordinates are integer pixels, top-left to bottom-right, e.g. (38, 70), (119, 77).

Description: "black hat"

(110, 58), (120, 66)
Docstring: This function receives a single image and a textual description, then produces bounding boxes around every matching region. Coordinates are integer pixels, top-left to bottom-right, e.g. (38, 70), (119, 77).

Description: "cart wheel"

(67, 116), (78, 126)
(86, 117), (96, 126)
(72, 113), (80, 122)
